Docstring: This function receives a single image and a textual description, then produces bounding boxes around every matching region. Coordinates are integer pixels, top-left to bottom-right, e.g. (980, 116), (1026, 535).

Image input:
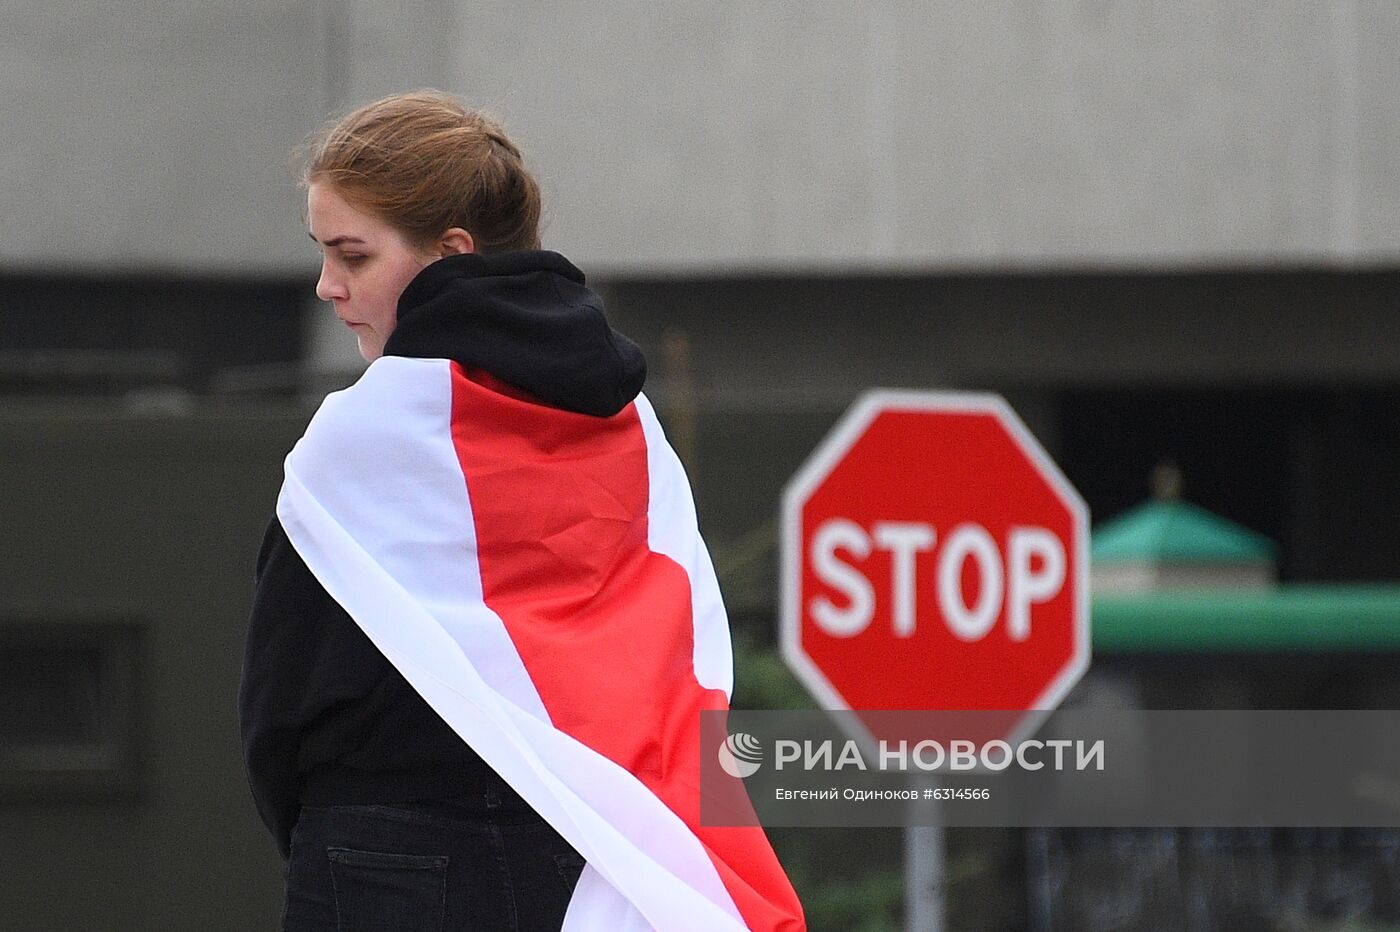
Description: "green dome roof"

(1092, 499), (1278, 565)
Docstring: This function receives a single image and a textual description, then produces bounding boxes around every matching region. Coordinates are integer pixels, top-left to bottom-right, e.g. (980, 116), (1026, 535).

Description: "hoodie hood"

(382, 251), (646, 417)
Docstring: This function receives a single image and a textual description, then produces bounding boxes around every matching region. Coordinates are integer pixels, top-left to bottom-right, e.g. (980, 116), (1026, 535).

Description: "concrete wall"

(2, 2), (1398, 277)
(0, 2), (323, 276)
(463, 2), (1400, 273)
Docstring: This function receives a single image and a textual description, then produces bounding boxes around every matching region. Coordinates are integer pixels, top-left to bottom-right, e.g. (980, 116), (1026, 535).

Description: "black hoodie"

(238, 251), (646, 858)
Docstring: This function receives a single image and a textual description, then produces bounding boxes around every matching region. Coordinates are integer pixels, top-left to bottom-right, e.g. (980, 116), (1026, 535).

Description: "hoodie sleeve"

(238, 517), (368, 858)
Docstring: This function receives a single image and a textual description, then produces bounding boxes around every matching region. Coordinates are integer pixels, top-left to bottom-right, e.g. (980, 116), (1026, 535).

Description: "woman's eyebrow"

(308, 233), (367, 247)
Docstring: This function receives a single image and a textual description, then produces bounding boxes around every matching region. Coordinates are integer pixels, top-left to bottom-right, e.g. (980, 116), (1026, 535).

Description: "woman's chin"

(356, 334), (385, 363)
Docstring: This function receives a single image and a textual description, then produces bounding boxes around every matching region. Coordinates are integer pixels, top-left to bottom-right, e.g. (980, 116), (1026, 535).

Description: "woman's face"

(307, 182), (438, 362)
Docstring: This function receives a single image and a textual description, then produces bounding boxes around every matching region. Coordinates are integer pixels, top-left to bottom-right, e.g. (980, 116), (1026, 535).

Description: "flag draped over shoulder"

(277, 355), (805, 931)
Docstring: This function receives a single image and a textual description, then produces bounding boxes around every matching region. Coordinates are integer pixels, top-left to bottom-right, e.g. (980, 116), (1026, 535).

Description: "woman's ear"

(438, 228), (475, 256)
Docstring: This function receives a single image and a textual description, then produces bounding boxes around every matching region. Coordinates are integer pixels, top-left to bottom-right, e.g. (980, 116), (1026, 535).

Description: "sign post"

(780, 390), (1090, 930)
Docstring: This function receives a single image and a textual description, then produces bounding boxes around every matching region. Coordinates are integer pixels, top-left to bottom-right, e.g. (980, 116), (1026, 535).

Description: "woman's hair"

(300, 90), (541, 253)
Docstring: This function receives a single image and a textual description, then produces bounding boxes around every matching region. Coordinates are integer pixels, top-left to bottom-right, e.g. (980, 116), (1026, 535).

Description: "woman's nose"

(316, 262), (347, 302)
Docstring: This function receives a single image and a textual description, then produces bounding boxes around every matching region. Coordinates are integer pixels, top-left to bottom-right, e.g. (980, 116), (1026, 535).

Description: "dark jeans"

(282, 789), (585, 932)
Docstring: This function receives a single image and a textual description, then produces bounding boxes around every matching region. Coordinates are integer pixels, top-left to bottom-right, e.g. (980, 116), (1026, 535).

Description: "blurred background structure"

(3, 3), (1400, 930)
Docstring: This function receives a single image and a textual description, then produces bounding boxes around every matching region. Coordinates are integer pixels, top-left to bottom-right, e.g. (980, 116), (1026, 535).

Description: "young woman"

(239, 91), (804, 932)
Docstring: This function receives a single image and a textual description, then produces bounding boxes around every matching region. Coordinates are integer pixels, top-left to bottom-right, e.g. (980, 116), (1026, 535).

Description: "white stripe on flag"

(634, 393), (734, 697)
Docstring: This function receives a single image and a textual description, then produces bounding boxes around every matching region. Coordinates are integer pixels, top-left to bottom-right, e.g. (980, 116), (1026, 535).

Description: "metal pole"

(905, 773), (945, 932)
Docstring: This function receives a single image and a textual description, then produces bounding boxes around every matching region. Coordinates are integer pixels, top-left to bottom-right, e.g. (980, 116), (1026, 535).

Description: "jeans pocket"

(552, 851), (586, 896)
(327, 847), (449, 932)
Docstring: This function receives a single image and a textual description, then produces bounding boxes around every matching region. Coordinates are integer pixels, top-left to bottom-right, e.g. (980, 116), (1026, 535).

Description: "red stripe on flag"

(448, 366), (804, 932)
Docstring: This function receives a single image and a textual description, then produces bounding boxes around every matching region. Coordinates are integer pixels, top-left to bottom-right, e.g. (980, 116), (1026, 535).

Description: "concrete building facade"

(1, 2), (1397, 276)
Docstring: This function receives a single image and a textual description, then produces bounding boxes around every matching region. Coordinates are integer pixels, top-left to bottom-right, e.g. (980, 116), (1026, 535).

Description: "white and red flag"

(277, 356), (805, 931)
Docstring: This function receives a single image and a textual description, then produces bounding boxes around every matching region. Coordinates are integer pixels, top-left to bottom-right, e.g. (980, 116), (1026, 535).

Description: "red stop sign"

(780, 391), (1089, 746)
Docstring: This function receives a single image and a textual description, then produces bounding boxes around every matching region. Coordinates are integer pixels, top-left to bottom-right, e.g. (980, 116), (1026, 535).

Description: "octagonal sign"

(780, 390), (1090, 747)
